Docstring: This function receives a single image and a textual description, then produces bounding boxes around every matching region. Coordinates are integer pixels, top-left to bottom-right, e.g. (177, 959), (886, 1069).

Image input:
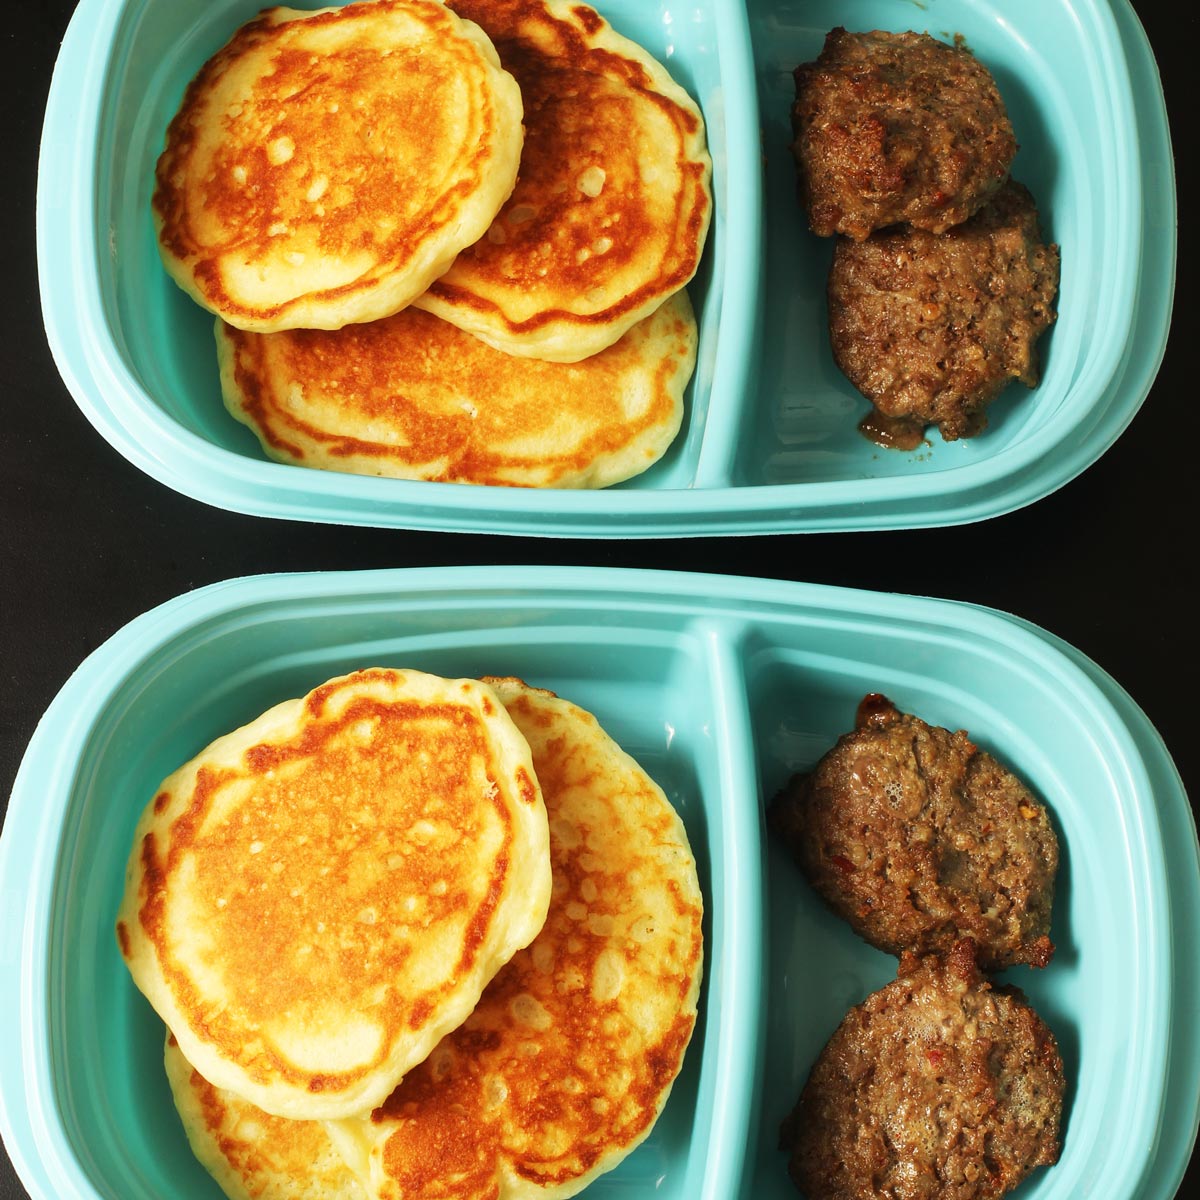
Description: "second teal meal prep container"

(0, 567), (1196, 1199)
(36, 0), (1175, 535)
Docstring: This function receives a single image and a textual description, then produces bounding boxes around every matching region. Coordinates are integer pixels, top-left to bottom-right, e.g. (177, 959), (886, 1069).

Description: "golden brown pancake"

(411, 0), (712, 361)
(153, 0), (524, 331)
(164, 1031), (368, 1200)
(117, 669), (551, 1120)
(217, 290), (696, 488)
(329, 677), (704, 1200)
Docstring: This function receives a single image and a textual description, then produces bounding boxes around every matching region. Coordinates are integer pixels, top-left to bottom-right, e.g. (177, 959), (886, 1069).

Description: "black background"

(2, 2), (1195, 1198)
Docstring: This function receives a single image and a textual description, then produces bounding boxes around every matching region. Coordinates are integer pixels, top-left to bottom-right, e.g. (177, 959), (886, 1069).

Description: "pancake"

(116, 668), (551, 1120)
(328, 677), (704, 1200)
(411, 0), (712, 362)
(217, 290), (696, 488)
(164, 1031), (368, 1200)
(153, 0), (523, 332)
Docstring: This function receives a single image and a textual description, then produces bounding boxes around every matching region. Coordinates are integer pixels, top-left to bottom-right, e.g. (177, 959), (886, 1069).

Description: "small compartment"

(738, 0), (1094, 484)
(40, 0), (762, 531)
(741, 606), (1179, 1200)
(23, 587), (757, 1200)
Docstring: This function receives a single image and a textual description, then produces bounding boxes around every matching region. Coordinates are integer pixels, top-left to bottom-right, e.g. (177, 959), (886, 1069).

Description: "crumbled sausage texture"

(791, 28), (1017, 240)
(781, 941), (1064, 1200)
(768, 693), (1058, 969)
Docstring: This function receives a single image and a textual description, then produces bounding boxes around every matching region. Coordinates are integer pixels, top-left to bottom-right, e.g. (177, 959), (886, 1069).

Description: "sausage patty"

(827, 180), (1060, 444)
(780, 941), (1064, 1200)
(768, 693), (1058, 970)
(791, 28), (1016, 241)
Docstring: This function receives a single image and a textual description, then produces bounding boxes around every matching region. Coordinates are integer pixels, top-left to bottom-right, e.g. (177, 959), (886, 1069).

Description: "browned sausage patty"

(827, 180), (1060, 444)
(791, 28), (1016, 241)
(768, 694), (1058, 970)
(781, 941), (1064, 1200)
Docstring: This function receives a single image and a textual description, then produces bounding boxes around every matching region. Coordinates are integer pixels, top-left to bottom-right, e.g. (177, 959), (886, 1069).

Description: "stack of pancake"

(117, 669), (704, 1199)
(155, 0), (712, 488)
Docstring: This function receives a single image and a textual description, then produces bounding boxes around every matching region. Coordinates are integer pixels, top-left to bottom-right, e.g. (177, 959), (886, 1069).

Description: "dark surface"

(1, 2), (1193, 1199)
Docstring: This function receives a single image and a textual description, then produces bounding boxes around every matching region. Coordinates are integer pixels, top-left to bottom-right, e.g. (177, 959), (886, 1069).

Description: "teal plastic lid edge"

(995, 610), (1199, 1200)
(0, 578), (260, 1199)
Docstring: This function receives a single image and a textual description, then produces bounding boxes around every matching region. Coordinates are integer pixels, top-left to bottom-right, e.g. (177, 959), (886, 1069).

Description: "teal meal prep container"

(1, 567), (1197, 1198)
(36, 0), (1174, 535)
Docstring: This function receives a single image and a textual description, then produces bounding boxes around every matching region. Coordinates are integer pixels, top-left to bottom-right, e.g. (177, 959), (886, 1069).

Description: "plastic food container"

(36, 0), (1174, 536)
(1, 566), (1196, 1199)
